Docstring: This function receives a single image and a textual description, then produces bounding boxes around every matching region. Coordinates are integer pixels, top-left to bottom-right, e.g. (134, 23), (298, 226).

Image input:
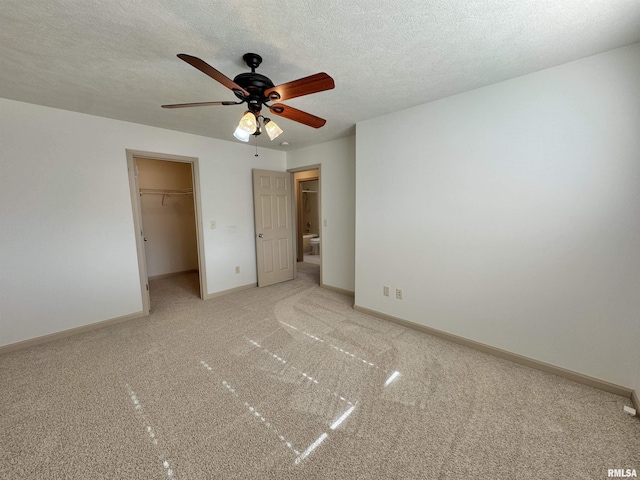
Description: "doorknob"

(258, 233), (264, 238)
(144, 237), (147, 242)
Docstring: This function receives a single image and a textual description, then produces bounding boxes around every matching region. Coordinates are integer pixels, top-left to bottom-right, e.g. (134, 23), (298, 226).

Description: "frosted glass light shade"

(264, 119), (283, 141)
(238, 111), (257, 133)
(233, 125), (251, 142)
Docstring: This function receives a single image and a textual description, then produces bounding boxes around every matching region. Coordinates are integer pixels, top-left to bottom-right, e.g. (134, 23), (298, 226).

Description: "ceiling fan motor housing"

(233, 72), (275, 112)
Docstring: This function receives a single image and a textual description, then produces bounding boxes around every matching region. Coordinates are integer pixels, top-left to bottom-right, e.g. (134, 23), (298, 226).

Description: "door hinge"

(146, 284), (149, 291)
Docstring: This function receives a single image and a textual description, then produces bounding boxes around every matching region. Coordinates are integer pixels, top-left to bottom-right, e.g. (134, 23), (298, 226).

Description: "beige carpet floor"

(296, 261), (320, 284)
(1, 273), (638, 479)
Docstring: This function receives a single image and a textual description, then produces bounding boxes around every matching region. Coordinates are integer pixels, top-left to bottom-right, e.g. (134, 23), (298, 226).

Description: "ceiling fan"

(162, 53), (335, 142)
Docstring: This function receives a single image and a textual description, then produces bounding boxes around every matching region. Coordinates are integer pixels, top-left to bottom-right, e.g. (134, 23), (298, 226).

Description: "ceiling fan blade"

(177, 54), (250, 96)
(162, 101), (241, 109)
(264, 73), (334, 102)
(268, 103), (327, 128)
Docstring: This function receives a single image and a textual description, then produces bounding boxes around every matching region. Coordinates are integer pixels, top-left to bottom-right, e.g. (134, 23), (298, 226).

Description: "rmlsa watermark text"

(608, 469), (637, 478)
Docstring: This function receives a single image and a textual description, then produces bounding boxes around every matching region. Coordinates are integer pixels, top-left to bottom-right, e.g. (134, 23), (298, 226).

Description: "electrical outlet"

(210, 220), (216, 229)
(396, 288), (403, 300)
(323, 219), (327, 227)
(235, 266), (240, 274)
(383, 286), (390, 296)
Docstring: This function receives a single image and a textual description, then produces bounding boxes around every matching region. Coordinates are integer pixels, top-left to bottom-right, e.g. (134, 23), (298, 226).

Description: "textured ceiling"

(2, 0), (640, 151)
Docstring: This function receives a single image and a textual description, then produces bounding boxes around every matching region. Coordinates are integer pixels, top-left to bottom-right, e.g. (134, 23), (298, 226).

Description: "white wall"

(355, 43), (640, 393)
(0, 98), (285, 346)
(137, 158), (198, 277)
(287, 136), (356, 293)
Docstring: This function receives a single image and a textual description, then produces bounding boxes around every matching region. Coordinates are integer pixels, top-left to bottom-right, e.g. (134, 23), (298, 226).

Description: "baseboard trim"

(0, 310), (145, 356)
(353, 305), (633, 399)
(632, 390), (640, 413)
(148, 269), (198, 281)
(204, 283), (256, 299)
(320, 282), (355, 297)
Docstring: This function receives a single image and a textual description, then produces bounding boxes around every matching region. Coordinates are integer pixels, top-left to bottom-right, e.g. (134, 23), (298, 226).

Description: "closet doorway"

(291, 167), (321, 285)
(126, 150), (206, 314)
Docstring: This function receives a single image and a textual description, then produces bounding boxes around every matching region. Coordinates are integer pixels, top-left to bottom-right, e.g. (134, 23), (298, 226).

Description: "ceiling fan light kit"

(238, 111), (258, 134)
(233, 125), (251, 142)
(162, 52), (335, 143)
(231, 111), (281, 143)
(264, 118), (283, 141)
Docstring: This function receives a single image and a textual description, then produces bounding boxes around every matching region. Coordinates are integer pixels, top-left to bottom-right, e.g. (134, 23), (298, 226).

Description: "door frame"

(288, 164), (322, 286)
(126, 149), (207, 314)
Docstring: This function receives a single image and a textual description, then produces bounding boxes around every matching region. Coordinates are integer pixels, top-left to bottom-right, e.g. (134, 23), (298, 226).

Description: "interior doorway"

(292, 167), (321, 285)
(126, 150), (207, 314)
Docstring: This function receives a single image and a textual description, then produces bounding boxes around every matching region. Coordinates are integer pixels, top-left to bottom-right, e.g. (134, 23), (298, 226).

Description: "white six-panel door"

(252, 169), (294, 287)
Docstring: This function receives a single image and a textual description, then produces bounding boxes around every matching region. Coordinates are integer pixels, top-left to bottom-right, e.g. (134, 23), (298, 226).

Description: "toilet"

(310, 237), (320, 255)
(302, 234), (317, 253)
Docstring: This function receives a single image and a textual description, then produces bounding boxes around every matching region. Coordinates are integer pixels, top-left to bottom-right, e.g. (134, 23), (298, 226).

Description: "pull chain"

(255, 134), (259, 157)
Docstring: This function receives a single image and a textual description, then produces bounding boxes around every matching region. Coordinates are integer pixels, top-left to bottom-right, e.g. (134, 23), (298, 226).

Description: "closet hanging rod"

(139, 188), (193, 196)
(301, 190), (318, 193)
